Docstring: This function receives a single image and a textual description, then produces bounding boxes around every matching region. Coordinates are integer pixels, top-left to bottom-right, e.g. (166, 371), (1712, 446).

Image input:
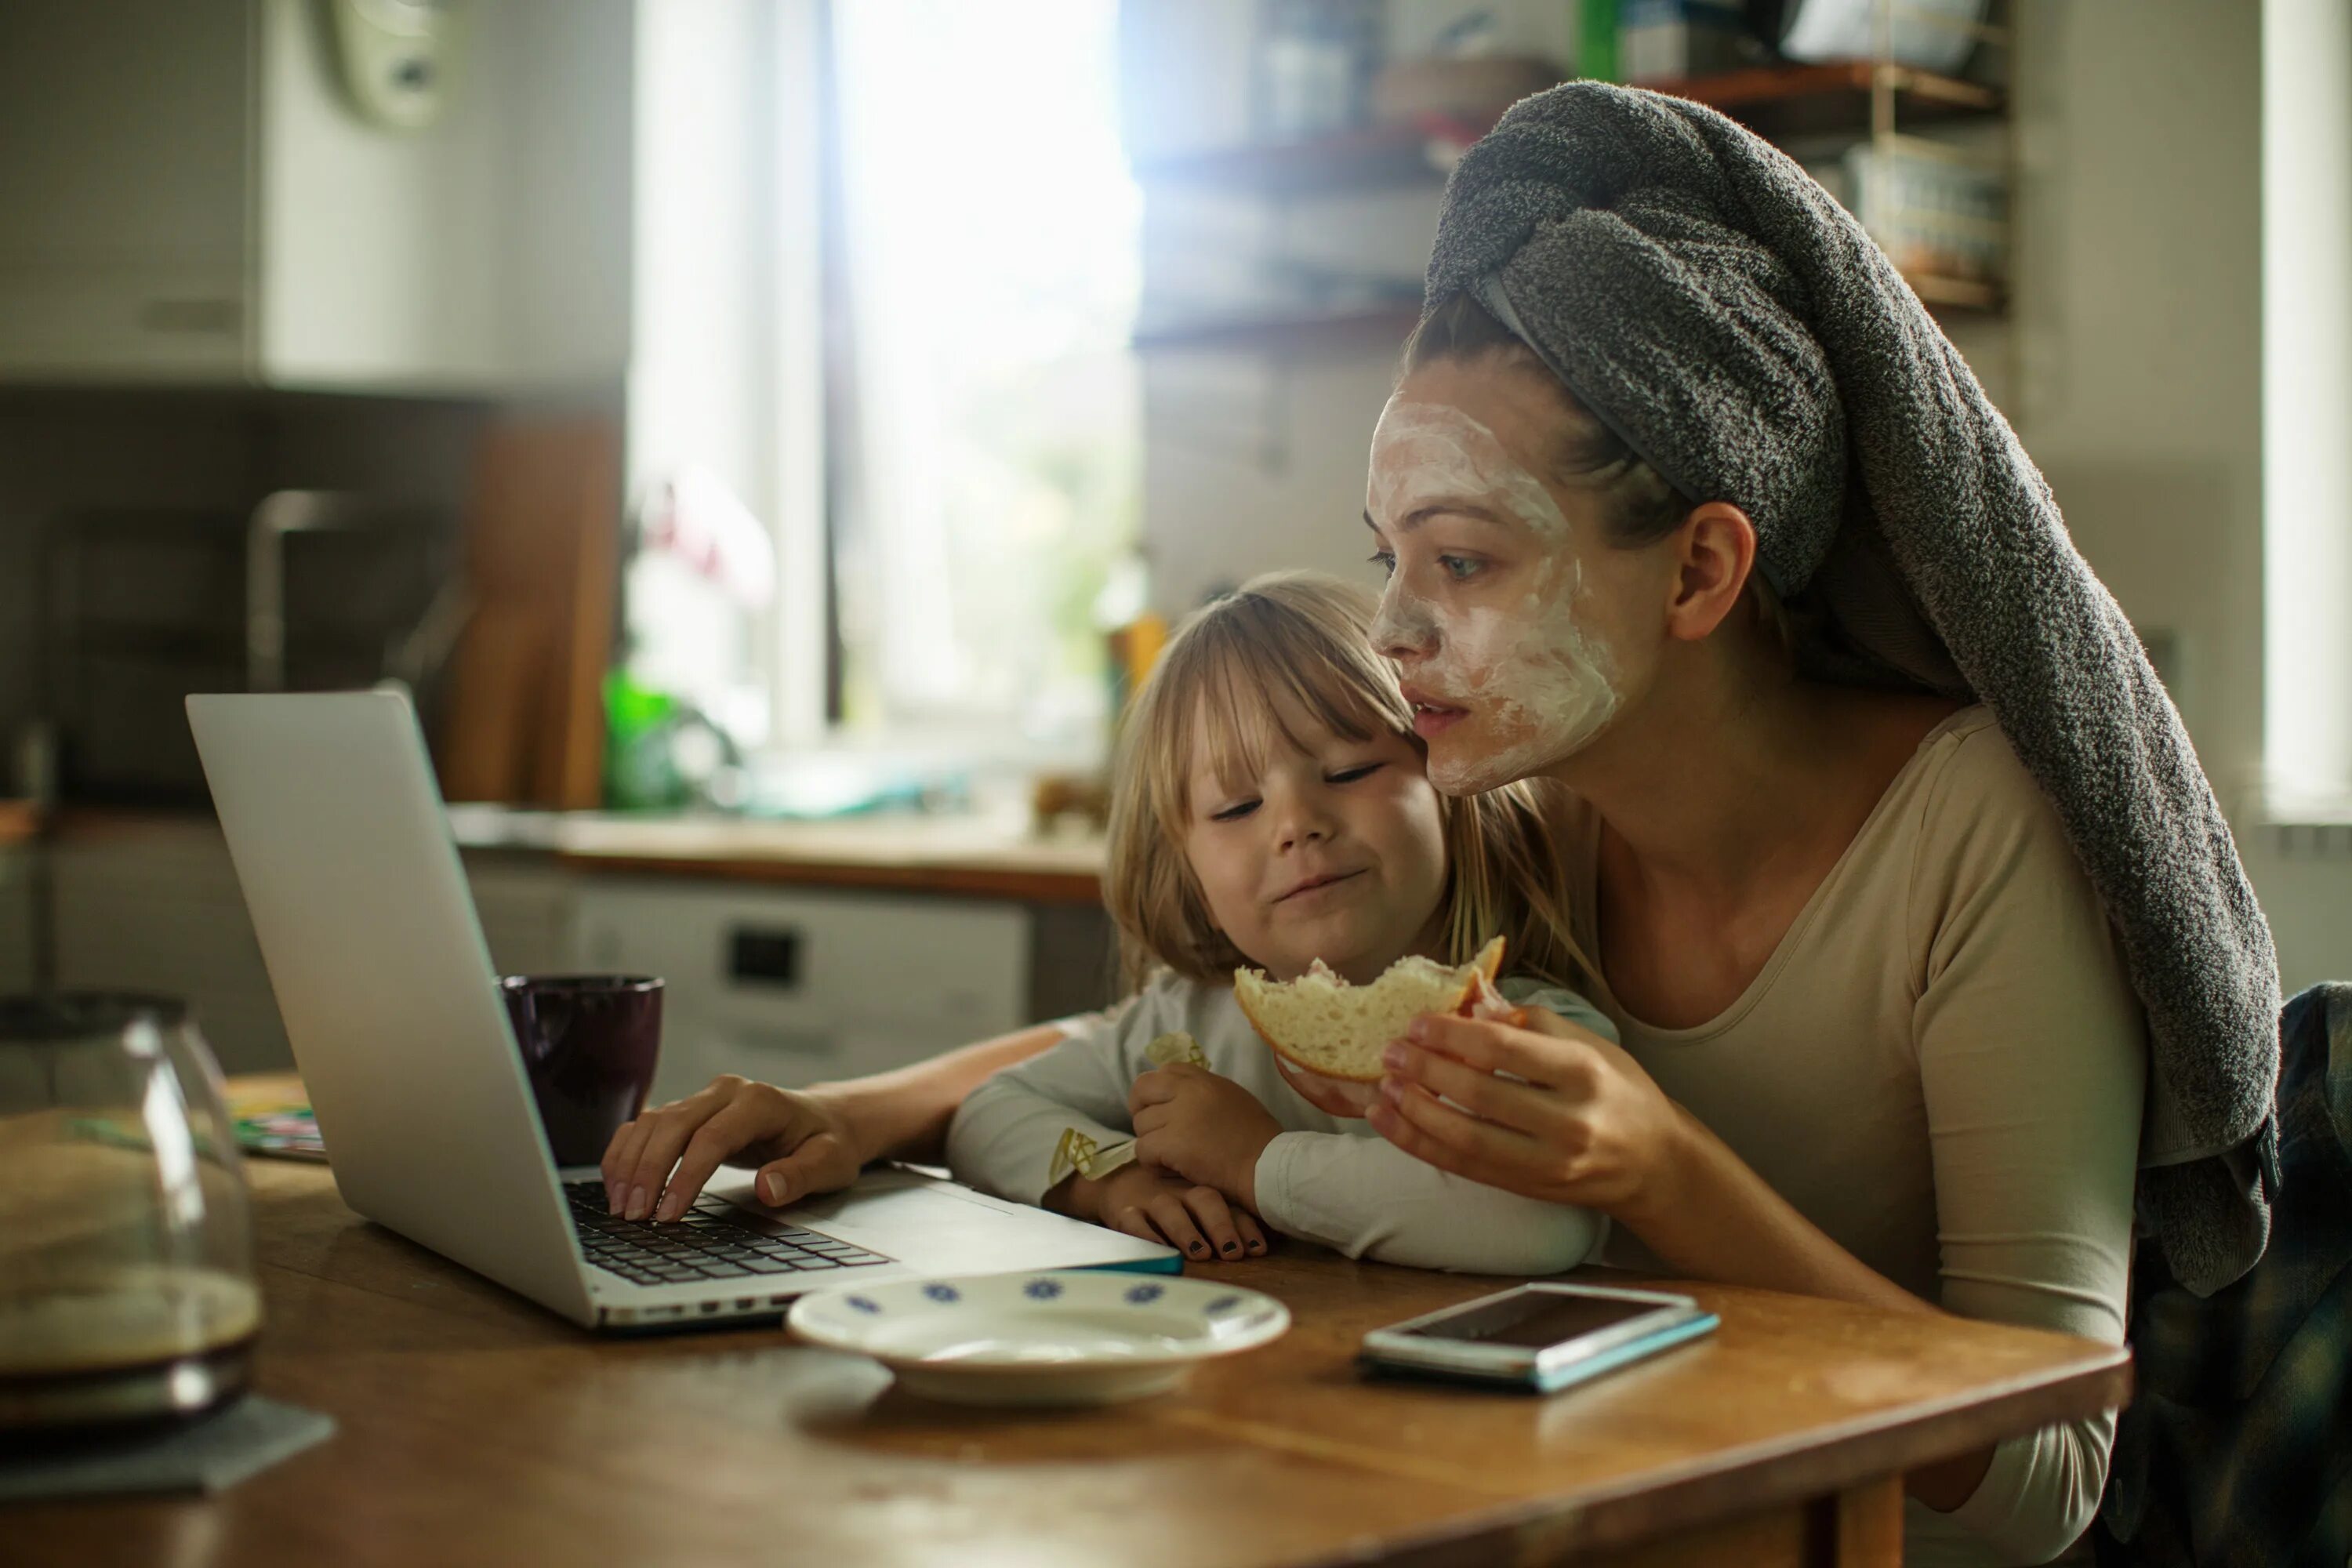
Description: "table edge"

(1289, 1344), (2132, 1565)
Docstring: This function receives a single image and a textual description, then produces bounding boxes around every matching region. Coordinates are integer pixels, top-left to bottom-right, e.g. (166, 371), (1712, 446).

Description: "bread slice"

(1233, 937), (1505, 1083)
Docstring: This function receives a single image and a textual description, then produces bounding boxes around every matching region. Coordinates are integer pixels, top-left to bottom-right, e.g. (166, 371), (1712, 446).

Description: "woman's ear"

(1662, 502), (1759, 644)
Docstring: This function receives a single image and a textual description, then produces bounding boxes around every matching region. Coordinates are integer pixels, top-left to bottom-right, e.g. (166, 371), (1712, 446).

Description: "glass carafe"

(0, 994), (261, 1434)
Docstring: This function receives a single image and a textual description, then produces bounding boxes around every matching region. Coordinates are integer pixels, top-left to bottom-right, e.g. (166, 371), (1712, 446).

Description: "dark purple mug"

(499, 975), (663, 1167)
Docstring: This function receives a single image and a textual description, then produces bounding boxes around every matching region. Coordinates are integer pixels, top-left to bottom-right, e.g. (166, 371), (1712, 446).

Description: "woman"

(1340, 85), (2278, 1567)
(605, 85), (2281, 1566)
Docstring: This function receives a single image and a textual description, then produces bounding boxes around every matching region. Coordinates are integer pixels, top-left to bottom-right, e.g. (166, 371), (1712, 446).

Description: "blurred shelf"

(1904, 270), (2004, 314)
(1131, 125), (1453, 195)
(0, 800), (40, 848)
(1656, 61), (2002, 140)
(1131, 303), (1423, 355)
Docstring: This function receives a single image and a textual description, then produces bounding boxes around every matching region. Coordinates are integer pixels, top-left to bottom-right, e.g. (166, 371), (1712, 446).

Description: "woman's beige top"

(1562, 706), (2145, 1568)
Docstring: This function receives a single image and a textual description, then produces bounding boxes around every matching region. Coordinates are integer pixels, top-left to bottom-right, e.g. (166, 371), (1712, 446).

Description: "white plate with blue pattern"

(786, 1270), (1291, 1406)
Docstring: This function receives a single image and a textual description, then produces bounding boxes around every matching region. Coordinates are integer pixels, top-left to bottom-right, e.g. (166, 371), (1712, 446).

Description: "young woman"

(606, 82), (2278, 1568)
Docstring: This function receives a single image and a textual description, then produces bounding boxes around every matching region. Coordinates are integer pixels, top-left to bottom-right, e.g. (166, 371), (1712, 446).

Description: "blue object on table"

(1359, 1312), (1720, 1395)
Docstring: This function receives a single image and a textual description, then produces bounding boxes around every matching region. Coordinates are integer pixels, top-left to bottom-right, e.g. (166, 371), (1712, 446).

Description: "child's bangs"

(1177, 604), (1407, 809)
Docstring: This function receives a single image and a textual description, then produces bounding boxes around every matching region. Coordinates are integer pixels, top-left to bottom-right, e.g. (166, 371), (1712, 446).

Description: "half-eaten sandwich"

(1233, 935), (1506, 1083)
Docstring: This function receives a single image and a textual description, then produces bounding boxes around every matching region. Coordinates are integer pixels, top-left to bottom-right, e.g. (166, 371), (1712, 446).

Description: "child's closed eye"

(1208, 797), (1259, 822)
(1326, 762), (1383, 785)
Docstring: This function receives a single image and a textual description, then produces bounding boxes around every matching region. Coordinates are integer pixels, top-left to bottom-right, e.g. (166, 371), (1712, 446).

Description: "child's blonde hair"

(1104, 570), (1593, 993)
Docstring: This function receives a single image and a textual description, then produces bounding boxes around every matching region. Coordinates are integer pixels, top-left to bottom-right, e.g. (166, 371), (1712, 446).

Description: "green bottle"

(1579, 0), (1620, 82)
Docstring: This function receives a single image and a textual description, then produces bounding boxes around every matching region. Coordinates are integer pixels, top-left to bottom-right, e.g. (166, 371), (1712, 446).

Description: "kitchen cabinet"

(463, 855), (580, 978)
(41, 818), (1111, 1096)
(47, 819), (583, 1075)
(52, 821), (289, 1073)
(570, 879), (1036, 1105)
(0, 0), (630, 393)
(0, 848), (34, 993)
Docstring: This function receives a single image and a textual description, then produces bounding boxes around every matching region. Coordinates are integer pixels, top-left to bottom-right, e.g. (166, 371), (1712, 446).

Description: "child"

(946, 572), (1614, 1273)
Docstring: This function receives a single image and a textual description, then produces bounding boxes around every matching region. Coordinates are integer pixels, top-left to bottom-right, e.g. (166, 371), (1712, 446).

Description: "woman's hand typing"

(601, 1074), (870, 1222)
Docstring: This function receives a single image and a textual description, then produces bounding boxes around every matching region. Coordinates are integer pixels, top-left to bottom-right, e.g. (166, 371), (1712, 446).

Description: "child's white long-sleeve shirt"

(946, 971), (1613, 1275)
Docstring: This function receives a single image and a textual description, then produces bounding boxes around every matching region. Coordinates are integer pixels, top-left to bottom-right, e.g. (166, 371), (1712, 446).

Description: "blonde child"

(944, 572), (1612, 1272)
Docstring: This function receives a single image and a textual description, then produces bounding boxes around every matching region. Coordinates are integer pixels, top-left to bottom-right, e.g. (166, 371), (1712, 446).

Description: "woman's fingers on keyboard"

(612, 1080), (734, 1220)
(655, 1102), (760, 1221)
(604, 1091), (684, 1212)
(598, 1122), (633, 1207)
(625, 1114), (703, 1221)
(601, 1113), (663, 1215)
(597, 1127), (630, 1212)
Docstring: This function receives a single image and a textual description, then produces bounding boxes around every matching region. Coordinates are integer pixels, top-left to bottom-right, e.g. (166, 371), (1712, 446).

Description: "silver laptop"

(187, 690), (1175, 1330)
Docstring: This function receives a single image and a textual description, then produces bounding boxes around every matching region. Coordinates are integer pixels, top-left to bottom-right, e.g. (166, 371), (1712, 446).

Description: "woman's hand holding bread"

(1369, 1006), (1686, 1221)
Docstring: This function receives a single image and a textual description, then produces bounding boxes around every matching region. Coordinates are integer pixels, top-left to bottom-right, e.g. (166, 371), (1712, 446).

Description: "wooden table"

(13, 1143), (2129, 1567)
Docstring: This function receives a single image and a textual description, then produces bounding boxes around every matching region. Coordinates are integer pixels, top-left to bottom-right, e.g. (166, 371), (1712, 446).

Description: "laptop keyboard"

(564, 1181), (891, 1287)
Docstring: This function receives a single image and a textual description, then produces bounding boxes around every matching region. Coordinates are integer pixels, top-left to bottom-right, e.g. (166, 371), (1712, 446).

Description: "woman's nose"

(1370, 584), (1436, 661)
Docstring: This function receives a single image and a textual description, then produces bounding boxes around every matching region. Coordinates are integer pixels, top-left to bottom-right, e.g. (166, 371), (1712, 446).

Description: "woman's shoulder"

(1898, 703), (2100, 930)
(1907, 703), (2064, 837)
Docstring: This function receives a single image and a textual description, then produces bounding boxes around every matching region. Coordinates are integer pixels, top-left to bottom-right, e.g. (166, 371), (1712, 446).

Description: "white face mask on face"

(1366, 398), (1621, 795)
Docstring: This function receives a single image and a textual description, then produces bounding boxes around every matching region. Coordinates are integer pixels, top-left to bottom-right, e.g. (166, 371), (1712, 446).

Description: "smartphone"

(1358, 1283), (1718, 1393)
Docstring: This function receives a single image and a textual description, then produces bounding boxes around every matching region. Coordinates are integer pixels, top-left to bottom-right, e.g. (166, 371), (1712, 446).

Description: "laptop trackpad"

(730, 1173), (1083, 1269)
(785, 1178), (1035, 1234)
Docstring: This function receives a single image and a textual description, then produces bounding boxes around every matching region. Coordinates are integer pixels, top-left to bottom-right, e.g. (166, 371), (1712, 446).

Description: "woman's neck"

(1553, 652), (1895, 907)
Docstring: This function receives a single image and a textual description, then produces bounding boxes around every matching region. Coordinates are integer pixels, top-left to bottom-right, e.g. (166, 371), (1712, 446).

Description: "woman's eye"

(1368, 550), (1396, 578)
(1438, 554), (1482, 583)
(1327, 763), (1382, 785)
(1209, 800), (1259, 822)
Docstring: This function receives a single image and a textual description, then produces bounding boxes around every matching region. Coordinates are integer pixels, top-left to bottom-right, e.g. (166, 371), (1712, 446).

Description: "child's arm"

(1252, 1134), (1605, 1273)
(945, 987), (1270, 1261)
(1137, 985), (1617, 1274)
(945, 1029), (1139, 1207)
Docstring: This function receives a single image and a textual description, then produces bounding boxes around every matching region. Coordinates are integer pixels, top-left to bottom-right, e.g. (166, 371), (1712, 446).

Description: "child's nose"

(1276, 800), (1335, 850)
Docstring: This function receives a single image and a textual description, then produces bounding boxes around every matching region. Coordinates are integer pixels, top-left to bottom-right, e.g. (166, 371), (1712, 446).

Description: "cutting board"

(437, 416), (620, 809)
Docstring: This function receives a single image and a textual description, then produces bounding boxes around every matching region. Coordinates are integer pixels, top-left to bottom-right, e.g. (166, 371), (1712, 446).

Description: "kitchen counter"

(46, 803), (1107, 906)
(34, 806), (1120, 1075)
(443, 804), (1105, 905)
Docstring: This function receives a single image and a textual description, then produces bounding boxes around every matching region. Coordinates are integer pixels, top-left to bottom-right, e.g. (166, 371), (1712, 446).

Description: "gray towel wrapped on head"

(1426, 81), (2280, 1297)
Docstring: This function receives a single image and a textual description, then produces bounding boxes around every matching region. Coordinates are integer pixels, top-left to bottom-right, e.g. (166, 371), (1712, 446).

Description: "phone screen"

(1398, 1291), (1664, 1349)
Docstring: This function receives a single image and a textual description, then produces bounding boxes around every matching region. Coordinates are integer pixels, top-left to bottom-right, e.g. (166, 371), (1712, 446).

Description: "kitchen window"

(626, 0), (1140, 783)
(824, 0), (1141, 756)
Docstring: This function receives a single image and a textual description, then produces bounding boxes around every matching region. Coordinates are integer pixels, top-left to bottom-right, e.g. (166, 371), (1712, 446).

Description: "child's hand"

(1129, 1064), (1283, 1213)
(1069, 1162), (1268, 1262)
